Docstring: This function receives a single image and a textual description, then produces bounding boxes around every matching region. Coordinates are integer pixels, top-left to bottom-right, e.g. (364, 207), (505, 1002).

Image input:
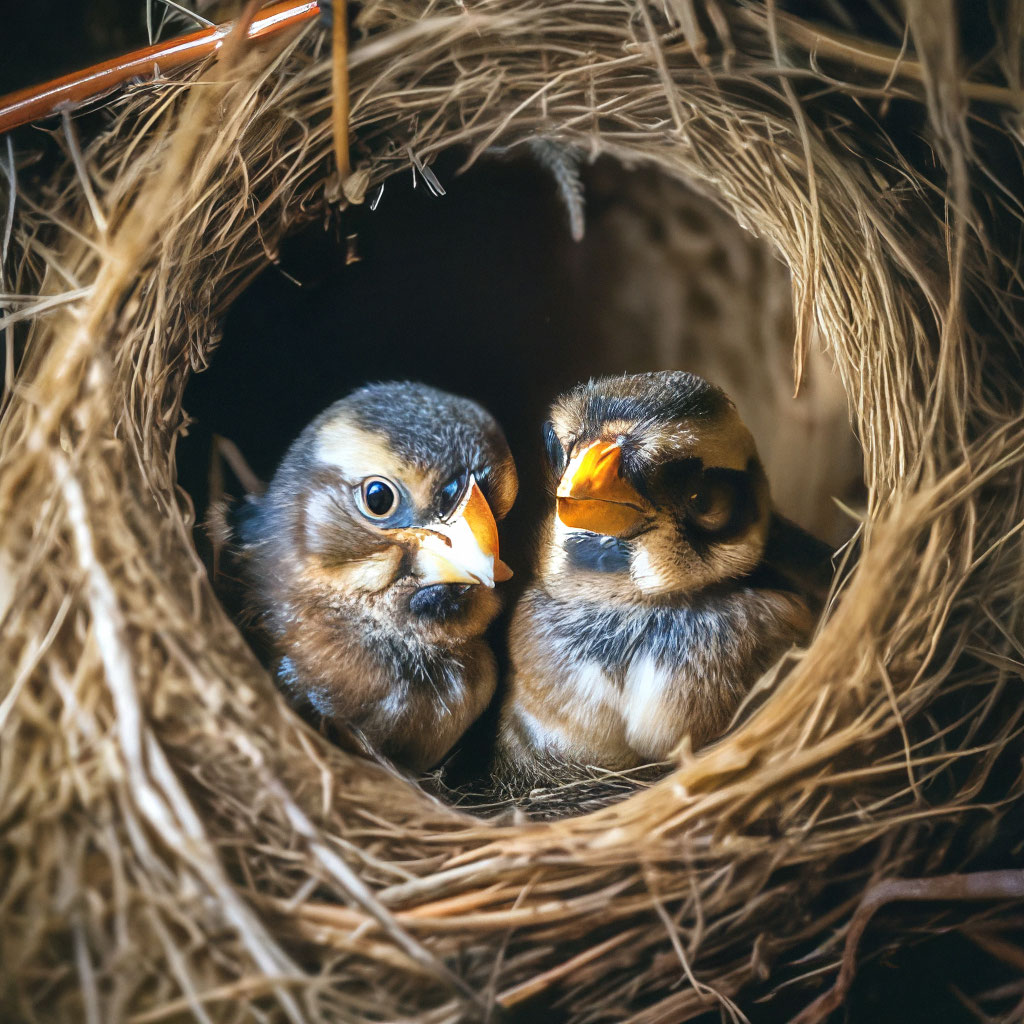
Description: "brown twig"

(331, 0), (351, 181)
(212, 435), (265, 497)
(794, 870), (1024, 1024)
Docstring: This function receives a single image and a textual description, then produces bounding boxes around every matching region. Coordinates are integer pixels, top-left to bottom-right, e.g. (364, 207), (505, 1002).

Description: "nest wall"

(2, 2), (1023, 1022)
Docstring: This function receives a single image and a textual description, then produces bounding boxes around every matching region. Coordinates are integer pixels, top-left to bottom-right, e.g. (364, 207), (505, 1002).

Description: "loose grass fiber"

(2, 2), (1024, 1021)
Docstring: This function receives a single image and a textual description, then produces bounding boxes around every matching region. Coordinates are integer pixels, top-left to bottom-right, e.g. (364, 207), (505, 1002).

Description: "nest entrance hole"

(179, 151), (862, 563)
(177, 150), (865, 793)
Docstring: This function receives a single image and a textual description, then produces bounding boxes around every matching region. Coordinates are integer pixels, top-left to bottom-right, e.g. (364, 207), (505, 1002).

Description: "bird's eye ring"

(359, 477), (399, 519)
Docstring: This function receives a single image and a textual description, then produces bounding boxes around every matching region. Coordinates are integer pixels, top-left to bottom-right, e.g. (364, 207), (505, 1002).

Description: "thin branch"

(795, 870), (1024, 1024)
(0, 0), (321, 135)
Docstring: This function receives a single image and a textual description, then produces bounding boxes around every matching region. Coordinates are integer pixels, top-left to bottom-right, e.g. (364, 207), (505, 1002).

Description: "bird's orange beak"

(556, 439), (649, 537)
(412, 476), (512, 588)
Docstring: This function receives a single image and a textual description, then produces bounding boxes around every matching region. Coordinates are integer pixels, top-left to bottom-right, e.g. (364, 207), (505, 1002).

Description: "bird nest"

(2, 2), (1024, 1021)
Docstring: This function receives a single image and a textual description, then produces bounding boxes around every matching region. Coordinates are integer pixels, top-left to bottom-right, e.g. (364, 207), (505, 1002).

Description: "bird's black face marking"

(617, 438), (653, 501)
(656, 458), (761, 546)
(565, 533), (631, 573)
(543, 420), (566, 479)
(409, 583), (473, 621)
(689, 473), (737, 532)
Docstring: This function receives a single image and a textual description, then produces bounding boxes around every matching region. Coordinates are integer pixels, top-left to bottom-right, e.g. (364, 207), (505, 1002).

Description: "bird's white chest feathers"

(568, 662), (621, 712)
(561, 657), (679, 760)
(622, 657), (680, 758)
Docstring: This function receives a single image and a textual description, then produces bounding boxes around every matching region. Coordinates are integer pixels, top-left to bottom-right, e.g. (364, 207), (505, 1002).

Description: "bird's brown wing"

(762, 513), (835, 606)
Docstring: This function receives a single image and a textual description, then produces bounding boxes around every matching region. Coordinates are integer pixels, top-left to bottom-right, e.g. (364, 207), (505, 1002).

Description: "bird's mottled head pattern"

(540, 370), (771, 599)
(238, 382), (517, 644)
(332, 382), (519, 518)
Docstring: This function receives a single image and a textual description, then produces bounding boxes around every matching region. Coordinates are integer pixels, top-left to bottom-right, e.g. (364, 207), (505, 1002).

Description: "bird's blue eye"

(361, 477), (398, 518)
(438, 473), (465, 517)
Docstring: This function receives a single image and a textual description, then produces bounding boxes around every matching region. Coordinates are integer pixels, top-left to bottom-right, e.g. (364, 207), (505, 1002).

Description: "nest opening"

(178, 149), (863, 794)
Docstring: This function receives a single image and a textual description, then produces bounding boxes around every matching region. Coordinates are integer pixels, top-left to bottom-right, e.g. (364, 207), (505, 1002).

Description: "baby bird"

(496, 370), (831, 778)
(226, 382), (517, 771)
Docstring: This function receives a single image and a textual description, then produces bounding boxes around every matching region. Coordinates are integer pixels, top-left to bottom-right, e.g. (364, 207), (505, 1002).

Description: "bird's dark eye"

(688, 477), (734, 532)
(438, 472), (466, 518)
(543, 421), (566, 477)
(360, 477), (398, 519)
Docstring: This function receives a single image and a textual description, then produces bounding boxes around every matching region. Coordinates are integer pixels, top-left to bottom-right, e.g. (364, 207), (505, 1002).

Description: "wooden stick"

(0, 1), (321, 136)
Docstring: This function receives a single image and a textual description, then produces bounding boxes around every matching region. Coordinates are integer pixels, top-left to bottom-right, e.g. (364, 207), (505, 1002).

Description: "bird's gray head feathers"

(234, 381), (516, 642)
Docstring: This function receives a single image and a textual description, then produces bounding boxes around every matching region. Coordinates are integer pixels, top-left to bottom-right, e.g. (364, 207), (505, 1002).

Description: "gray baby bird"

(226, 382), (517, 770)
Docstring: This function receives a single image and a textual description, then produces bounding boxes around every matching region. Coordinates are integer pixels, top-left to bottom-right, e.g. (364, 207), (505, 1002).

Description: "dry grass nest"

(2, 2), (1024, 1021)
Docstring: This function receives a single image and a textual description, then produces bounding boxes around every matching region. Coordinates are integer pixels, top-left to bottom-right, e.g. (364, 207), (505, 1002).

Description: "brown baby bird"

(225, 382), (517, 770)
(496, 370), (831, 780)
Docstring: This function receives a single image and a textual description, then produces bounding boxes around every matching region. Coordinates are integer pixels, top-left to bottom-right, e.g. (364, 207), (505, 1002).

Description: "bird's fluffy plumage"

(496, 370), (829, 779)
(223, 381), (517, 771)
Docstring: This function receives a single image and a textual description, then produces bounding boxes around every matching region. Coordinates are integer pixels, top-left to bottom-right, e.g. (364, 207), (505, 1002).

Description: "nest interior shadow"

(2, 3), (1024, 1023)
(178, 151), (860, 586)
(178, 149), (862, 795)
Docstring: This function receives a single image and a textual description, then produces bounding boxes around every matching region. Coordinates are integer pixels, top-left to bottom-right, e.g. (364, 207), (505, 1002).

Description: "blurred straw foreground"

(1, 2), (1024, 1021)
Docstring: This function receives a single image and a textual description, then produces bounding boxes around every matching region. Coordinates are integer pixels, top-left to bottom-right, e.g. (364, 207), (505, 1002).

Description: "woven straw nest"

(3, 2), (1024, 1021)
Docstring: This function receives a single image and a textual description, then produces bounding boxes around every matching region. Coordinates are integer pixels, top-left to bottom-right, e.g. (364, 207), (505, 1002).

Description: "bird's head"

(254, 382), (517, 642)
(541, 371), (771, 599)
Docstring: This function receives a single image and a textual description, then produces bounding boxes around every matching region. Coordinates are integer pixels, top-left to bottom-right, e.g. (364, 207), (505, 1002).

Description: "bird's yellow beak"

(412, 476), (513, 588)
(556, 439), (649, 537)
